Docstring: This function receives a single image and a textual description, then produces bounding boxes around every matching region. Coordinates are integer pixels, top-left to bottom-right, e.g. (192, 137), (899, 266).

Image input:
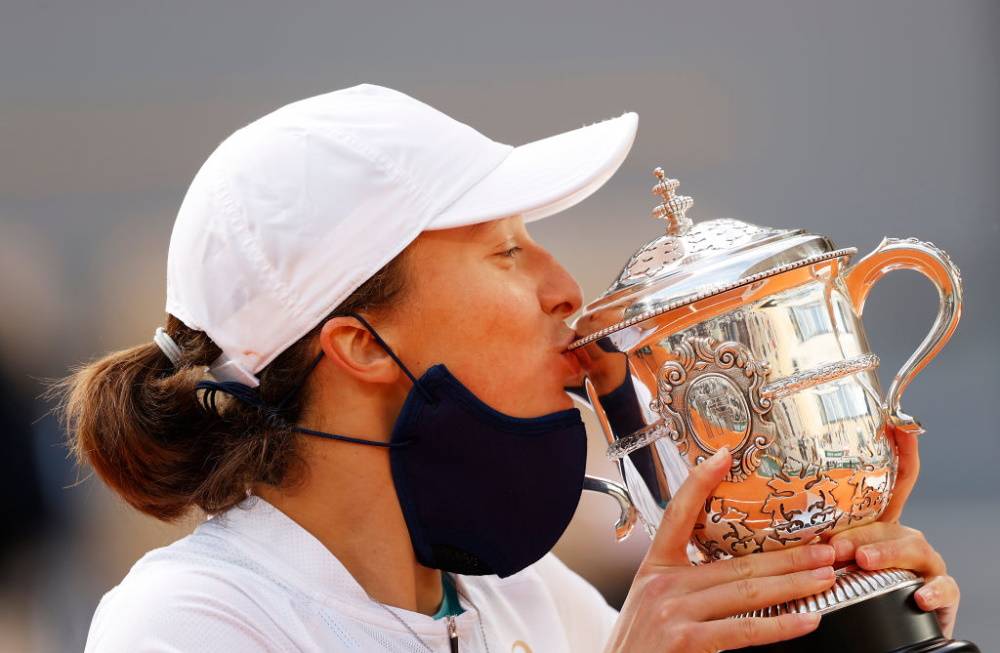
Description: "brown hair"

(45, 251), (410, 522)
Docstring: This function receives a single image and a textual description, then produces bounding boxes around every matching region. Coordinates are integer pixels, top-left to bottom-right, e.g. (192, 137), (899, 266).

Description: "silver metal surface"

(581, 475), (638, 541)
(570, 246), (857, 351)
(650, 167), (694, 237)
(733, 566), (921, 618)
(761, 353), (880, 400)
(575, 169), (846, 348)
(845, 236), (963, 432)
(572, 168), (964, 564)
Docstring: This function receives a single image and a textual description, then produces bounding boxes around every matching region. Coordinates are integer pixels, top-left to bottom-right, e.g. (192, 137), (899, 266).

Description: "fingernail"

(707, 447), (729, 467)
(858, 546), (880, 566)
(811, 545), (836, 564)
(832, 539), (853, 560)
(796, 612), (821, 627)
(811, 566), (835, 579)
(917, 587), (937, 608)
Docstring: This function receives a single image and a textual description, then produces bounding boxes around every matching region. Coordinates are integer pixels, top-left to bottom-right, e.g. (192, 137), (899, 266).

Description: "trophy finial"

(651, 167), (693, 236)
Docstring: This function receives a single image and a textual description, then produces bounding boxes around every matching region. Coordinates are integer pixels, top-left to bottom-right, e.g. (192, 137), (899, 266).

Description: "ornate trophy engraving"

(650, 337), (775, 481)
(574, 169), (975, 652)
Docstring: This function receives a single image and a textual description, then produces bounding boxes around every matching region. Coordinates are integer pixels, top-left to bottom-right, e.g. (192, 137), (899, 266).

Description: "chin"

(511, 387), (574, 416)
(548, 388), (576, 412)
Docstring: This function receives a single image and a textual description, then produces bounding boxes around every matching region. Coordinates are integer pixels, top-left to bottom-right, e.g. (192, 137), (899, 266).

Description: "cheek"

(440, 274), (539, 345)
(439, 289), (541, 377)
(400, 264), (563, 413)
(462, 316), (566, 413)
(465, 310), (549, 383)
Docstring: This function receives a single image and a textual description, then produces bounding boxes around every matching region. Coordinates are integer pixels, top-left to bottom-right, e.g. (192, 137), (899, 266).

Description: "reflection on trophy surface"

(574, 168), (973, 651)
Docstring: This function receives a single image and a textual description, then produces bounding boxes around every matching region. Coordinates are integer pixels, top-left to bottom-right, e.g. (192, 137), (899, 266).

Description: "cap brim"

(429, 111), (638, 229)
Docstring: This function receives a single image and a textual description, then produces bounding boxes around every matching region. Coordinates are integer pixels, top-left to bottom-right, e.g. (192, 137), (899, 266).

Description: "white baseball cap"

(165, 83), (638, 387)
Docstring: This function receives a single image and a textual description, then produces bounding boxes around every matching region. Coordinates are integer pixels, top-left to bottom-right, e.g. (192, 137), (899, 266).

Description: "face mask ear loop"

(290, 425), (414, 448)
(344, 311), (438, 405)
(195, 379), (271, 414)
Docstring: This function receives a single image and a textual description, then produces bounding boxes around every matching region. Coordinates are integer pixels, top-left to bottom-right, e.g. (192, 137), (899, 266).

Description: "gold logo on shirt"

(511, 641), (533, 653)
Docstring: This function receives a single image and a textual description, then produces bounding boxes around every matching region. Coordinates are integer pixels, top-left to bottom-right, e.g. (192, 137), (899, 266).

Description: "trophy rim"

(569, 246), (857, 351)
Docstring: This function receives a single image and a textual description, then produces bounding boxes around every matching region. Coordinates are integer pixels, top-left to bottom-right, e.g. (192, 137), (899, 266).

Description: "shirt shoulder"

(83, 530), (304, 653)
(530, 552), (620, 650)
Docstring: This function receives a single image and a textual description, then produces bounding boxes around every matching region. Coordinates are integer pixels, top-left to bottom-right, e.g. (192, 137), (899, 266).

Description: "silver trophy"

(575, 168), (976, 652)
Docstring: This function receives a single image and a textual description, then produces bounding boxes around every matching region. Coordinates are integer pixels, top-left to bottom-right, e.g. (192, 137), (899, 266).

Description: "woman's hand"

(827, 423), (961, 637)
(604, 448), (837, 653)
(828, 522), (960, 637)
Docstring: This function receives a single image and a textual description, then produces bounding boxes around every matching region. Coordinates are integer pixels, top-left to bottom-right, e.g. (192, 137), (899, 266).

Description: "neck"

(254, 436), (444, 616)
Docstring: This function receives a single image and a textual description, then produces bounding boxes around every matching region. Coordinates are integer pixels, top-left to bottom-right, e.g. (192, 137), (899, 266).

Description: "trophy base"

(727, 568), (979, 653)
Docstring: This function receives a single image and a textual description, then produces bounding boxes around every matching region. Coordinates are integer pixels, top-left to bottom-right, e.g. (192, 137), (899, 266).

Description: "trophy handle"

(583, 475), (638, 541)
(844, 237), (963, 433)
(567, 386), (639, 541)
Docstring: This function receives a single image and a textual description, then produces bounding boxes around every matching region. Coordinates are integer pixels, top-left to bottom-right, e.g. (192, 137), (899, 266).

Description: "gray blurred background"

(1, 1), (997, 650)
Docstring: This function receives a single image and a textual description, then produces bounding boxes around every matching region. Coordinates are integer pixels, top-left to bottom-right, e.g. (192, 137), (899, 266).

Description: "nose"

(537, 247), (584, 319)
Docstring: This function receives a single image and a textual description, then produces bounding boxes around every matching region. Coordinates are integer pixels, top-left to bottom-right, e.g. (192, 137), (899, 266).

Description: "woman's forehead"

(417, 215), (524, 245)
(467, 215), (525, 236)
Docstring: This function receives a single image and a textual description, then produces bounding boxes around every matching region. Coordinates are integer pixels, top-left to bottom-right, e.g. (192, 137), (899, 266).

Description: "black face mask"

(199, 312), (589, 578)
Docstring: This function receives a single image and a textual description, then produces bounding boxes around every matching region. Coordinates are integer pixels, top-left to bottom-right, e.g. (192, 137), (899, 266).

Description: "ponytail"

(46, 250), (409, 521)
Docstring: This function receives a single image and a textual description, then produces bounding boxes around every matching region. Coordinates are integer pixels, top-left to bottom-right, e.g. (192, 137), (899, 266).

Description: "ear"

(318, 316), (400, 385)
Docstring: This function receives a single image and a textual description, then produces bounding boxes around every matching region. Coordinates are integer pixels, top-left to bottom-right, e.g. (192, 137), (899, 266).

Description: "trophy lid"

(571, 168), (855, 348)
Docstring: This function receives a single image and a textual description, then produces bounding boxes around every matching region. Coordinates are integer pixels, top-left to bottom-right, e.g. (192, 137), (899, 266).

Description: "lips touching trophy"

(574, 169), (977, 652)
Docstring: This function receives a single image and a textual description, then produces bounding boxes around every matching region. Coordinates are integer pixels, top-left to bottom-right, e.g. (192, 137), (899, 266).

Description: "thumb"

(644, 447), (732, 567)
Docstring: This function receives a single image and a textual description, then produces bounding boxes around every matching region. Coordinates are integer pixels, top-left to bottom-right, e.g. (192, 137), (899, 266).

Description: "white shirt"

(84, 496), (620, 652)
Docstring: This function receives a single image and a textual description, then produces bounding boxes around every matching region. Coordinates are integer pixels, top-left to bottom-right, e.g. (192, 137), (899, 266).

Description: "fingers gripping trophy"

(573, 168), (978, 652)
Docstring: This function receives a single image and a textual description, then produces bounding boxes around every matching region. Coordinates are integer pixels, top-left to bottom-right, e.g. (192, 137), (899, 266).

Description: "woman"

(54, 83), (960, 652)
